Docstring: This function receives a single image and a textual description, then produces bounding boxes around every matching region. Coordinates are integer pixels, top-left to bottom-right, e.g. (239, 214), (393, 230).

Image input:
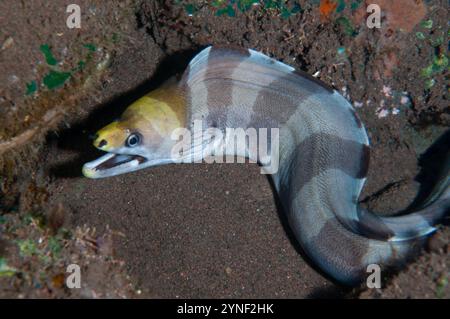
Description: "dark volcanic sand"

(44, 1), (449, 298)
(47, 161), (344, 298)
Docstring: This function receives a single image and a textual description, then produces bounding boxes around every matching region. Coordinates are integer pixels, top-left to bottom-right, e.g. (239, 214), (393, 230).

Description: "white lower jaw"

(82, 153), (173, 179)
(82, 153), (141, 178)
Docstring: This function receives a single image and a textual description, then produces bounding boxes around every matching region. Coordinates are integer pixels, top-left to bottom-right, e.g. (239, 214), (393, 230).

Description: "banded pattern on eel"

(83, 47), (449, 285)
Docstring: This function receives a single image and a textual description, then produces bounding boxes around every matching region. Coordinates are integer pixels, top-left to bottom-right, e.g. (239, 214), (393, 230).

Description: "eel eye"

(126, 133), (141, 147)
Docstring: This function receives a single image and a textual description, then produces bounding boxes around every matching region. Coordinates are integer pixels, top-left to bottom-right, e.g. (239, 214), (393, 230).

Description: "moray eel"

(83, 46), (450, 285)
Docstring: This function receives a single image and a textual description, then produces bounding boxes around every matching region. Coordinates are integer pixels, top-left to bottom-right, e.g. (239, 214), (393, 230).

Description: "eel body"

(83, 46), (450, 285)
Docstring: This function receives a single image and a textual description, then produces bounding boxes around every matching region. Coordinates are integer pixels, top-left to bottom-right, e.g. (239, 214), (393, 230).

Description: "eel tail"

(284, 134), (449, 285)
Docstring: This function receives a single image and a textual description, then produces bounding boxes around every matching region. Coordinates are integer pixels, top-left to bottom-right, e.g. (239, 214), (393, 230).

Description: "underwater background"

(0, 0), (448, 298)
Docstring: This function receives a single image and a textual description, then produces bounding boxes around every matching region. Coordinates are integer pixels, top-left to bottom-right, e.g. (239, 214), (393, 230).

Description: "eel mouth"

(82, 152), (148, 178)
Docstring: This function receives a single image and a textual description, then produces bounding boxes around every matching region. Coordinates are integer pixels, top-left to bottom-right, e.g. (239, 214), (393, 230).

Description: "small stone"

(400, 96), (410, 105)
(51, 273), (65, 289)
(376, 108), (389, 118)
(1, 36), (13, 50)
(382, 85), (392, 97)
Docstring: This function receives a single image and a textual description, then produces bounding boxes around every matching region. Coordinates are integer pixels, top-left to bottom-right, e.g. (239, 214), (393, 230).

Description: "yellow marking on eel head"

(94, 121), (126, 151)
(123, 96), (181, 137)
(93, 85), (186, 151)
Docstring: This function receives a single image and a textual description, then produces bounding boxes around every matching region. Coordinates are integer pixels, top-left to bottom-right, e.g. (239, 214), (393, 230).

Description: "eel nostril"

(90, 133), (99, 140)
(98, 139), (107, 148)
